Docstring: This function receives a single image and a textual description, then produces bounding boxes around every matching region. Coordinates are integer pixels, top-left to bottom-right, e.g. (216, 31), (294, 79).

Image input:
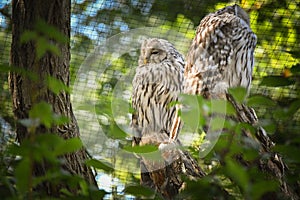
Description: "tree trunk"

(10, 0), (97, 196)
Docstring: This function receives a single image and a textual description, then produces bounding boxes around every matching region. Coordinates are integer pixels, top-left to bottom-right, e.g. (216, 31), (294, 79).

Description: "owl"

(132, 38), (185, 144)
(169, 4), (257, 139)
(169, 4), (257, 145)
(184, 4), (257, 98)
(165, 5), (292, 198)
(180, 5), (292, 197)
(131, 38), (205, 199)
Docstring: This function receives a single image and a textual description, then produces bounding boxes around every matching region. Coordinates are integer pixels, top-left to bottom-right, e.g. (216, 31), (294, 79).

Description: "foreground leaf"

(85, 159), (114, 173)
(260, 76), (295, 87)
(124, 185), (155, 198)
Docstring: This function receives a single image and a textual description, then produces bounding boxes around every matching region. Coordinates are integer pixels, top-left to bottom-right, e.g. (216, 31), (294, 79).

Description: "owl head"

(216, 4), (250, 25)
(138, 38), (184, 66)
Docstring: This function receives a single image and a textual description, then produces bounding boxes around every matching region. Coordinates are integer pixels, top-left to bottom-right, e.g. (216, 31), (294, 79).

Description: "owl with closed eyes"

(132, 38), (184, 143)
(184, 4), (257, 98)
(168, 5), (291, 198)
(131, 38), (205, 199)
(169, 4), (258, 144)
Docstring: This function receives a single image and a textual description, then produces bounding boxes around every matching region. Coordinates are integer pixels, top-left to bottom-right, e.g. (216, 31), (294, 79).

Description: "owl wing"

(184, 12), (257, 97)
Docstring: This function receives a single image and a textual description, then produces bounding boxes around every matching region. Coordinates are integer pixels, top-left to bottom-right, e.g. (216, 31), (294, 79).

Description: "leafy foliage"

(0, 0), (300, 199)
(0, 101), (108, 199)
(20, 20), (68, 59)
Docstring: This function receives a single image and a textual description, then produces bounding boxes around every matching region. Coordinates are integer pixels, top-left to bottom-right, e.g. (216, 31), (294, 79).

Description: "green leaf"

(225, 101), (236, 115)
(287, 100), (300, 116)
(128, 104), (135, 114)
(36, 37), (60, 59)
(29, 102), (53, 128)
(89, 189), (107, 199)
(46, 76), (70, 95)
(124, 185), (155, 198)
(8, 143), (28, 157)
(15, 158), (31, 193)
(36, 37), (47, 59)
(209, 99), (236, 115)
(79, 180), (89, 196)
(285, 50), (300, 59)
(45, 42), (60, 55)
(235, 123), (259, 149)
(251, 180), (278, 200)
(54, 138), (83, 156)
(20, 30), (38, 43)
(180, 94), (200, 131)
(32, 170), (62, 187)
(290, 63), (300, 75)
(28, 102), (68, 128)
(242, 146), (260, 162)
(228, 87), (248, 104)
(35, 133), (64, 147)
(85, 159), (114, 173)
(34, 134), (64, 163)
(260, 119), (276, 134)
(260, 76), (295, 87)
(35, 20), (68, 44)
(225, 159), (248, 192)
(20, 21), (67, 59)
(274, 145), (300, 162)
(123, 145), (158, 154)
(108, 122), (128, 139)
(60, 188), (74, 197)
(0, 64), (38, 81)
(0, 64), (10, 72)
(52, 114), (69, 125)
(209, 116), (226, 131)
(247, 95), (277, 107)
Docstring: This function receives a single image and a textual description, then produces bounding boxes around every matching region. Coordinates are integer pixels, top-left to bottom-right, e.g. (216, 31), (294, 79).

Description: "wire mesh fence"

(0, 0), (299, 198)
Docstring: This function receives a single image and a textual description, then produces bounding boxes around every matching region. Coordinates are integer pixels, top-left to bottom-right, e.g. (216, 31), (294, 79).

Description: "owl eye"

(151, 50), (159, 54)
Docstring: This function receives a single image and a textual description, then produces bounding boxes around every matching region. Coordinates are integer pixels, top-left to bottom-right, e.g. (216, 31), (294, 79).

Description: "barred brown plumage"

(131, 38), (205, 199)
(168, 4), (295, 198)
(169, 4), (257, 145)
(132, 38), (184, 143)
(184, 4), (257, 98)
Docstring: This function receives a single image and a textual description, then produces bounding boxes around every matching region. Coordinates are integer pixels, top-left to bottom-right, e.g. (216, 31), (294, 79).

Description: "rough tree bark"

(10, 0), (97, 196)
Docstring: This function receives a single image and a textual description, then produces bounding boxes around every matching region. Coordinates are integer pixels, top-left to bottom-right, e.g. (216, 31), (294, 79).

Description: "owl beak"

(143, 58), (148, 64)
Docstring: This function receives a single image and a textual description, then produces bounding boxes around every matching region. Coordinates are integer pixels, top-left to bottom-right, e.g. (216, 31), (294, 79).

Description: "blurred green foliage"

(0, 101), (109, 199)
(0, 0), (299, 199)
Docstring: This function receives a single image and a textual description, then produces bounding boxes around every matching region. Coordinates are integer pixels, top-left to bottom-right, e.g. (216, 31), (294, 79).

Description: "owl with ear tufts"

(131, 38), (205, 199)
